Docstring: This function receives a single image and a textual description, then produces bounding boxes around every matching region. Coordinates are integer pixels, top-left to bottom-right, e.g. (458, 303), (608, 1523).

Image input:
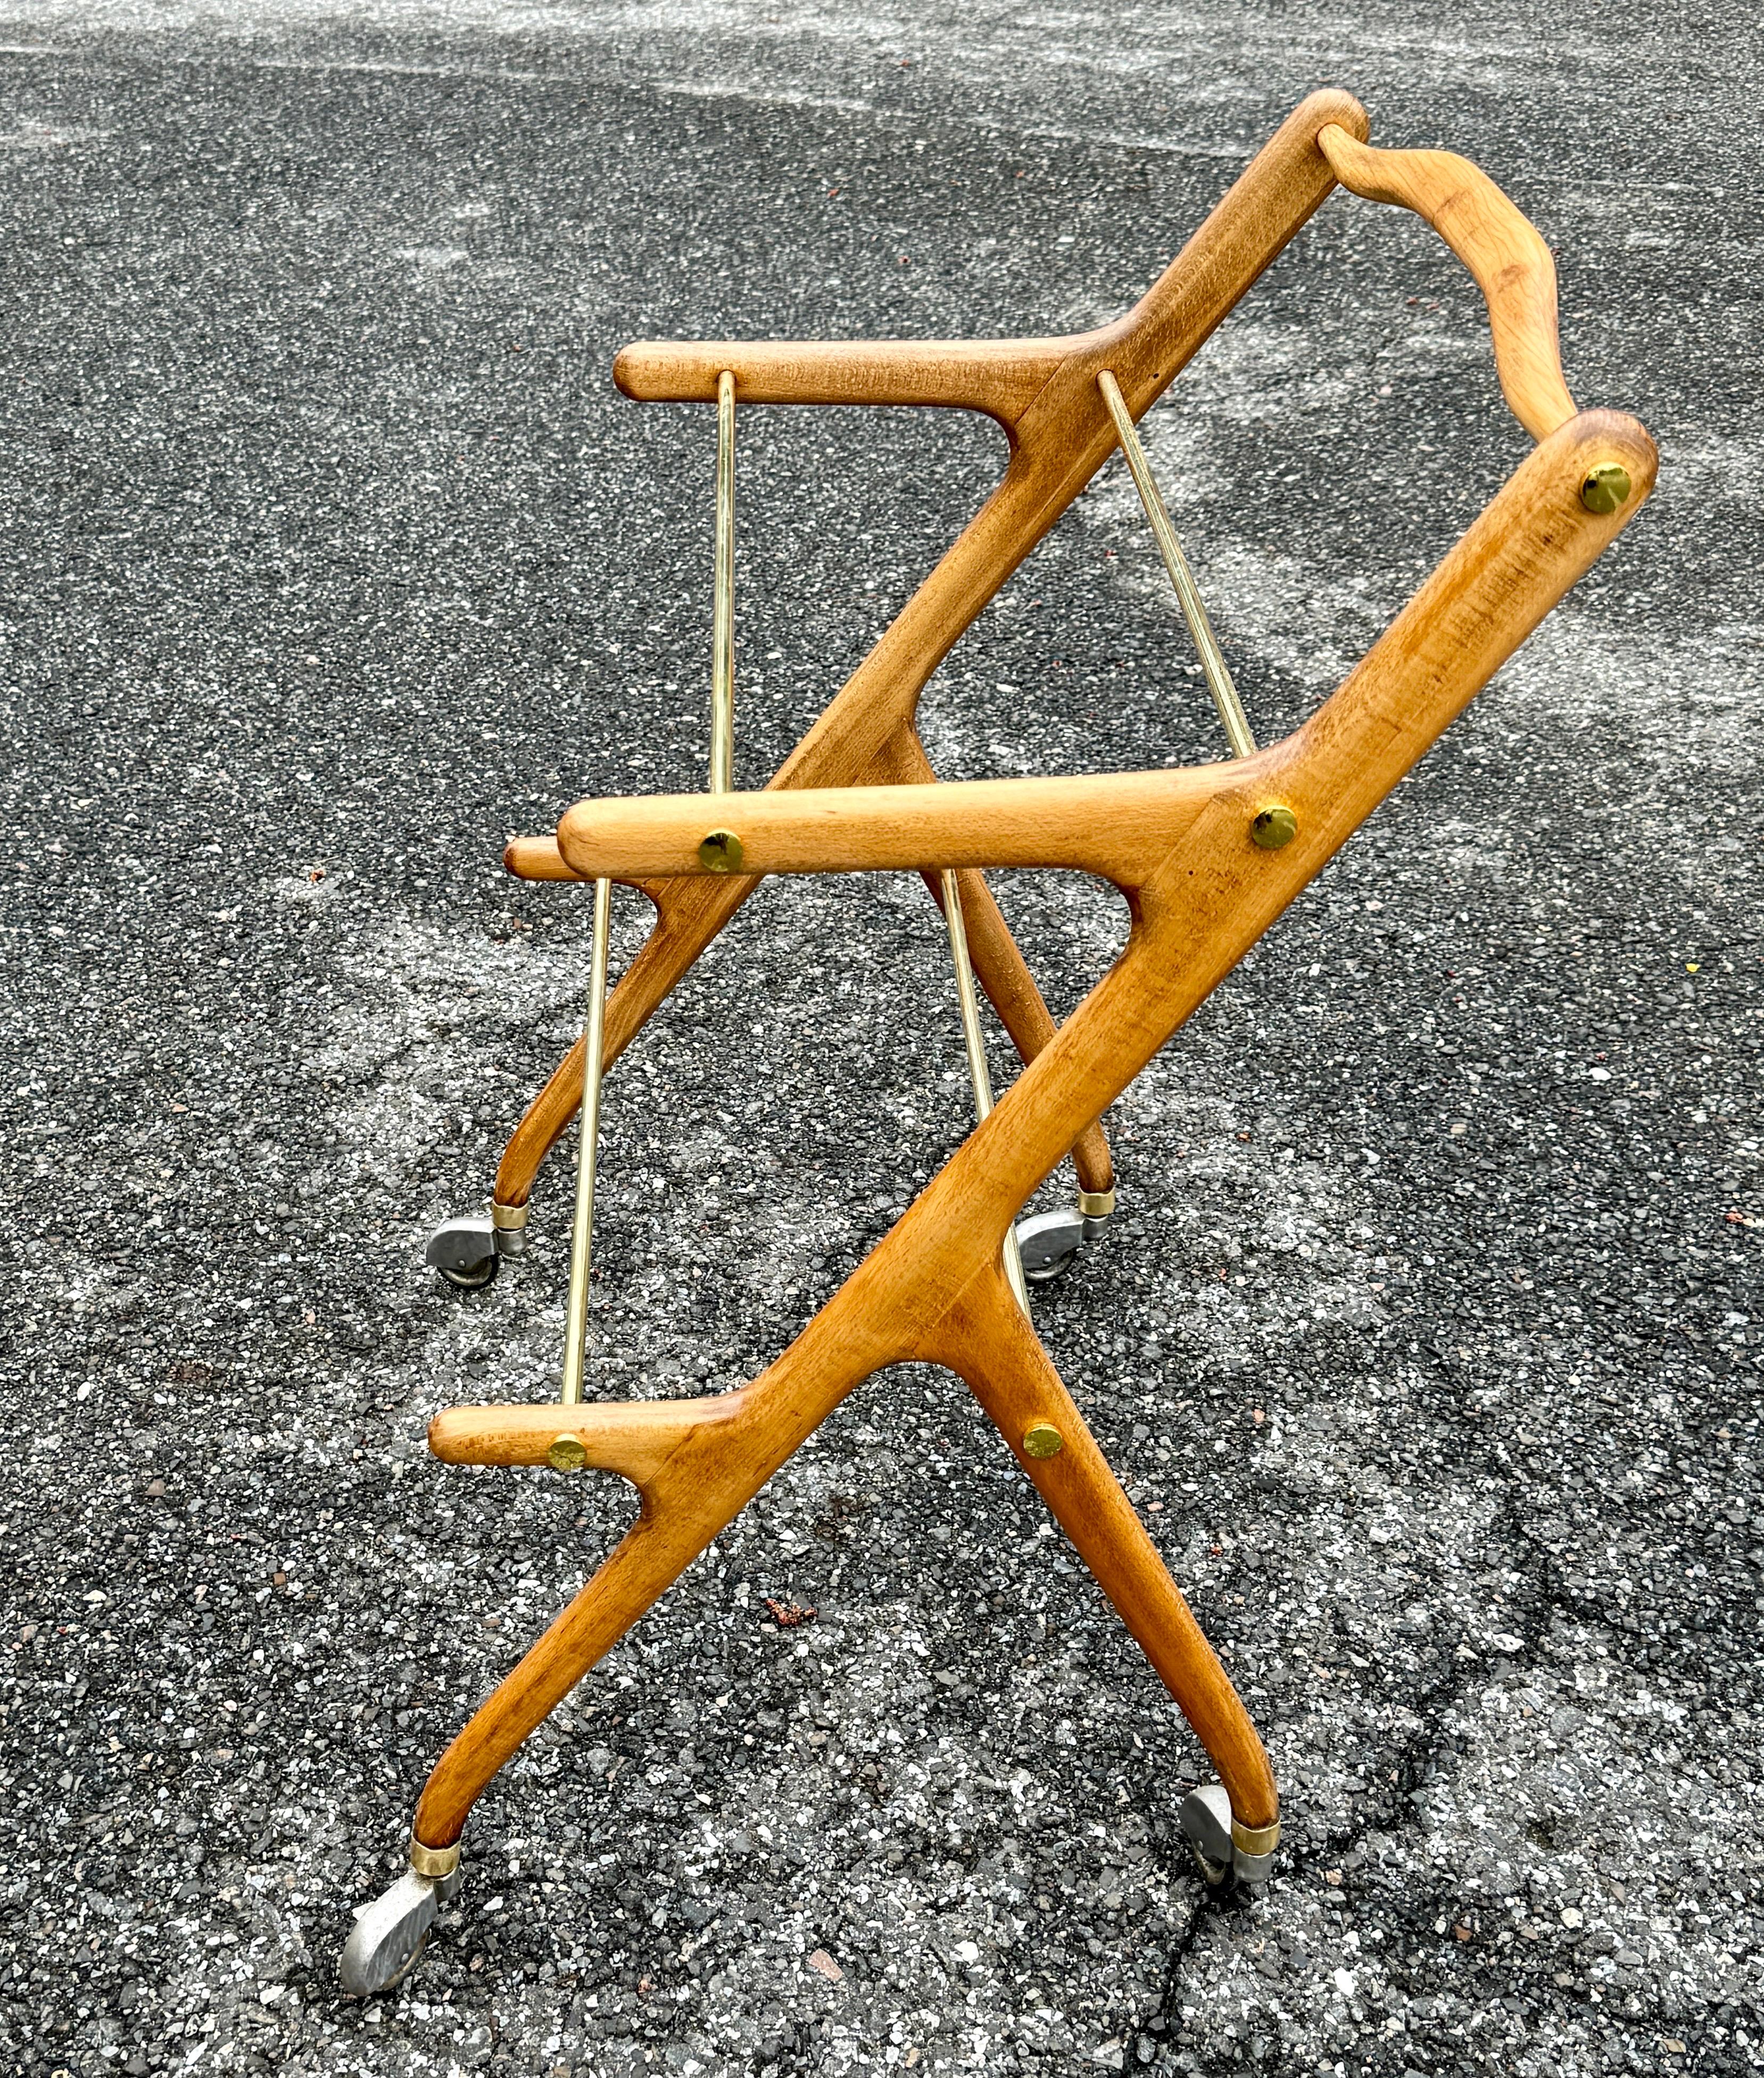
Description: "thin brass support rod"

(710, 369), (736, 795)
(559, 876), (614, 1407)
(1096, 368), (1258, 760)
(940, 868), (1031, 1313)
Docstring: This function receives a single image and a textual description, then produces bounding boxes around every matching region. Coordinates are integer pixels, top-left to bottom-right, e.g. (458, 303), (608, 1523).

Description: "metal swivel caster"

(1179, 1783), (1280, 1889)
(1015, 1208), (1086, 1282)
(340, 1851), (462, 1996)
(1015, 1188), (1114, 1284)
(426, 1205), (527, 1291)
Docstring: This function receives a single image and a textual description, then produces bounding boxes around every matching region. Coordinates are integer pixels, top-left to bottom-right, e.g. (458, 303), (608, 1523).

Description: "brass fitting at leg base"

(408, 1835), (461, 1882)
(491, 1201), (529, 1258)
(1076, 1187), (1115, 1219)
(1231, 1816), (1280, 1882)
(1231, 1816), (1280, 1857)
(1180, 1784), (1281, 1885)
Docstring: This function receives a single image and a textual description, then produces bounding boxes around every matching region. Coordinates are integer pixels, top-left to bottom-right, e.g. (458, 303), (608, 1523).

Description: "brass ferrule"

(491, 1202), (528, 1231)
(1076, 1187), (1116, 1219)
(1231, 1816), (1281, 1857)
(547, 1433), (587, 1472)
(409, 1835), (461, 1881)
(1580, 462), (1632, 515)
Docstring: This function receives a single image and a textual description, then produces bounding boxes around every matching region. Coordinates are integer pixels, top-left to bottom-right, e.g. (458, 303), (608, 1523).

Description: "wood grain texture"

(502, 833), (577, 881)
(487, 88), (1365, 1216)
(414, 407), (1655, 1855)
(556, 768), (1221, 885)
(429, 1396), (720, 1484)
(614, 337), (1067, 433)
(1317, 122), (1576, 441)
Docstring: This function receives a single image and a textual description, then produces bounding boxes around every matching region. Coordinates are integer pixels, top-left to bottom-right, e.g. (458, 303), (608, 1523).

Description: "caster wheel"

(340, 1868), (454, 1995)
(1178, 1782), (1279, 1886)
(425, 1215), (499, 1292)
(1015, 1208), (1086, 1283)
(439, 1256), (497, 1293)
(1179, 1783), (1235, 1887)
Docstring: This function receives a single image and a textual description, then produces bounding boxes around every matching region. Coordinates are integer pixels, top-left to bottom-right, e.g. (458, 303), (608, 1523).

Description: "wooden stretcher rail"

(614, 337), (1067, 432)
(555, 767), (1230, 889)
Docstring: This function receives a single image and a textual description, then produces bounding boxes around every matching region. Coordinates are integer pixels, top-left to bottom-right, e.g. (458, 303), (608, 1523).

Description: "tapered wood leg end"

(428, 1406), (526, 1464)
(1298, 86), (1369, 149)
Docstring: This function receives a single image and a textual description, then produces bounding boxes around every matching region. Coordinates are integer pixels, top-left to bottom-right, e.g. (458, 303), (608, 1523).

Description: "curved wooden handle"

(1317, 122), (1576, 442)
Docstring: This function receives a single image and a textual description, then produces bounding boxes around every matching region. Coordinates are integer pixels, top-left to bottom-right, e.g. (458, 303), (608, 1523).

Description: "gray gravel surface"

(2, 4), (1760, 2074)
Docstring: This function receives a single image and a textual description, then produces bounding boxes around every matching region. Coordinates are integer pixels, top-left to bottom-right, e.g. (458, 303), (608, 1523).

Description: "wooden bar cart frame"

(341, 89), (1654, 1993)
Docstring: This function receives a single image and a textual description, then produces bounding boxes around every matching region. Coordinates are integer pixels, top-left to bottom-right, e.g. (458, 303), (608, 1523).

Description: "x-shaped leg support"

(417, 406), (1653, 1855)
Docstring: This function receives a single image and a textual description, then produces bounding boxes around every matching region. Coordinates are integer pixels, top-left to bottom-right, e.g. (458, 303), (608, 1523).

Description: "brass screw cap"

(1022, 1421), (1063, 1460)
(1580, 463), (1632, 515)
(1250, 805), (1297, 850)
(546, 1433), (587, 1471)
(698, 829), (744, 873)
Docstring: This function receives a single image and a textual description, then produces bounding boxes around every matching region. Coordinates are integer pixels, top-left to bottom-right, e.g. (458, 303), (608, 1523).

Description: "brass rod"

(1096, 368), (1258, 760)
(559, 875), (613, 1408)
(940, 868), (1031, 1312)
(710, 369), (736, 796)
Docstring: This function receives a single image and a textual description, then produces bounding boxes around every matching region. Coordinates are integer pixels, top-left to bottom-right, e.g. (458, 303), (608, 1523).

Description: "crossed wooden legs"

(408, 401), (1655, 1880)
(475, 86), (1390, 1233)
(342, 77), (1659, 1999)
(419, 1260), (1274, 1852)
(492, 728), (1116, 1218)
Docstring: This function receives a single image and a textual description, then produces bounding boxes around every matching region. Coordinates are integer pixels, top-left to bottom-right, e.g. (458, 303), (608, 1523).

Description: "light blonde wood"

(412, 405), (1657, 1855)
(1317, 123), (1576, 442)
(489, 88), (1368, 1218)
(557, 768), (1220, 887)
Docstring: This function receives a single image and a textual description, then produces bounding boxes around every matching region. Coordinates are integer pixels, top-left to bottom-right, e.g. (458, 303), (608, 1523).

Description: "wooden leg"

(415, 1508), (708, 1849)
(493, 870), (756, 1209)
(938, 1271), (1278, 1833)
(413, 1260), (1277, 1853)
(920, 866), (1114, 1197)
(414, 1300), (892, 1848)
(491, 781), (1114, 1215)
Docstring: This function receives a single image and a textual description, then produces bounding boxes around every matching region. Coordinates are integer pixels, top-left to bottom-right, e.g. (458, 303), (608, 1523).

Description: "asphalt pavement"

(0, 4), (1759, 2075)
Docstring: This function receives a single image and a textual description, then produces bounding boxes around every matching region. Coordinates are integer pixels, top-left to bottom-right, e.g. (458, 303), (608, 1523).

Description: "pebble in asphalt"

(1, 4), (1759, 2075)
